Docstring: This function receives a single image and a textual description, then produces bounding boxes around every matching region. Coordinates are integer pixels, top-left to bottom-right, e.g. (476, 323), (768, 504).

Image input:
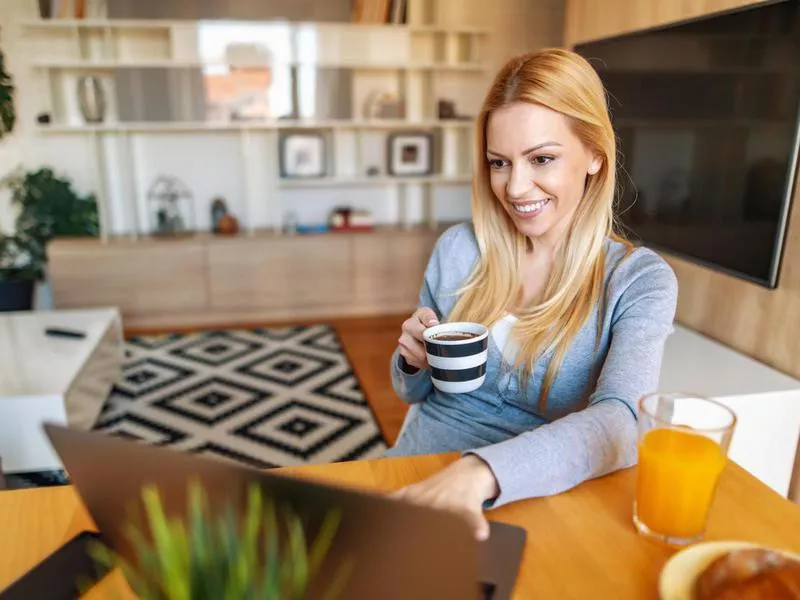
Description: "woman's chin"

(511, 217), (551, 239)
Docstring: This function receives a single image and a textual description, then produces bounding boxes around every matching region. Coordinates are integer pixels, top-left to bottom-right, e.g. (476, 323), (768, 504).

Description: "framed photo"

(280, 133), (326, 178)
(387, 132), (433, 176)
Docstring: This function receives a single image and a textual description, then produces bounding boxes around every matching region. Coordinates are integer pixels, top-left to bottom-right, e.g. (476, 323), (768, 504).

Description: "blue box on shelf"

(295, 224), (329, 235)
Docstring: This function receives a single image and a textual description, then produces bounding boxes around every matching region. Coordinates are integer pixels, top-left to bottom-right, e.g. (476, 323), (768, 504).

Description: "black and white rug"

(6, 325), (387, 488)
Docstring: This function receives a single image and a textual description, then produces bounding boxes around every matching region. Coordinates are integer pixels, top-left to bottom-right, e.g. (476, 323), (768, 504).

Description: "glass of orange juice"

(634, 392), (736, 546)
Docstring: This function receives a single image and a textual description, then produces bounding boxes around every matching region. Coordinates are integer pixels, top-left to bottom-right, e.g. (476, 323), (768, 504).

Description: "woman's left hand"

(392, 455), (499, 541)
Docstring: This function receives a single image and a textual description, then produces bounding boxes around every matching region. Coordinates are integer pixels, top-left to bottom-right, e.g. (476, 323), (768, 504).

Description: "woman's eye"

(531, 155), (554, 166)
(488, 158), (507, 169)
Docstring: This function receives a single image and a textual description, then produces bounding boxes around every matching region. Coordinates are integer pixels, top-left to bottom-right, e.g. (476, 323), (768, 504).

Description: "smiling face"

(486, 102), (602, 245)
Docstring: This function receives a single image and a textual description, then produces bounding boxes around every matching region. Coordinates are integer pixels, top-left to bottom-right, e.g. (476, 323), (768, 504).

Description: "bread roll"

(694, 548), (800, 599)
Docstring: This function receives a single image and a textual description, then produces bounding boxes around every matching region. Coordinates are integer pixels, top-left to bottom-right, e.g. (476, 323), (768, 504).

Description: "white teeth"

(512, 199), (549, 214)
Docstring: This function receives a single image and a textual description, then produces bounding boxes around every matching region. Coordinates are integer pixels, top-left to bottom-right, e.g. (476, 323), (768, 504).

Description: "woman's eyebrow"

(486, 141), (563, 158)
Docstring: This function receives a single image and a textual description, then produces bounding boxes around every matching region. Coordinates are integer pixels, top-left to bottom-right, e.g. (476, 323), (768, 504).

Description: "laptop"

(43, 424), (526, 600)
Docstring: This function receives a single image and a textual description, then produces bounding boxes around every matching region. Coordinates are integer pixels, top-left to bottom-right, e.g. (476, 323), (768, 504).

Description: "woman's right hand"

(398, 307), (440, 370)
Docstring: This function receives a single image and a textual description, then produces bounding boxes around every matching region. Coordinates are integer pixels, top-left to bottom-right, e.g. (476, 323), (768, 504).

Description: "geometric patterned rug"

(5, 325), (387, 489)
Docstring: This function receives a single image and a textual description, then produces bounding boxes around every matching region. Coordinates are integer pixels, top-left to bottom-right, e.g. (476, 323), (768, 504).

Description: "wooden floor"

(127, 314), (410, 446)
(332, 314), (409, 446)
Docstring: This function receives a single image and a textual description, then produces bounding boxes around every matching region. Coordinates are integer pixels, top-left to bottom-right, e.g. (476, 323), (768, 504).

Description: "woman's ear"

(588, 156), (602, 175)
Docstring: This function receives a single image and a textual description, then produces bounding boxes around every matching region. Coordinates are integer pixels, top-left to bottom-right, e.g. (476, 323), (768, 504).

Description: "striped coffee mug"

(423, 322), (489, 393)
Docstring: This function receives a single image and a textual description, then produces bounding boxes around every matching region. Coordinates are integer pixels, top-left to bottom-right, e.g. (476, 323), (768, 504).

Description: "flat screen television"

(575, 0), (800, 288)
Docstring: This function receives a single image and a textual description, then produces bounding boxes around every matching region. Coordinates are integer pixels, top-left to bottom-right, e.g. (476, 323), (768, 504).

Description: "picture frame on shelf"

(280, 132), (327, 179)
(387, 132), (433, 176)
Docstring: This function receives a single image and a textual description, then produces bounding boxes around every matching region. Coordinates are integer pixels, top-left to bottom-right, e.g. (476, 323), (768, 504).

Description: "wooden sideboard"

(48, 228), (437, 330)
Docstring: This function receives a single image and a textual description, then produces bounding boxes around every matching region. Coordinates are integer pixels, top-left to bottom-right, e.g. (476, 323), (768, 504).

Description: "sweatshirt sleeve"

(389, 233), (447, 404)
(389, 275), (437, 404)
(466, 252), (678, 507)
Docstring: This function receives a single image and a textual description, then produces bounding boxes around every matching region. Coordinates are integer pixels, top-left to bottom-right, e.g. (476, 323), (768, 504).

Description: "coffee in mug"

(423, 322), (489, 394)
(430, 332), (478, 342)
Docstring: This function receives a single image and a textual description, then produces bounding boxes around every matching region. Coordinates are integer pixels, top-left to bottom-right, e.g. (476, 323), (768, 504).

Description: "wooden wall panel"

(564, 0), (771, 46)
(565, 0), (800, 377)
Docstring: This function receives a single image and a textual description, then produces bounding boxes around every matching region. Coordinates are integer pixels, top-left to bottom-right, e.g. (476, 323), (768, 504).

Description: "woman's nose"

(506, 162), (534, 199)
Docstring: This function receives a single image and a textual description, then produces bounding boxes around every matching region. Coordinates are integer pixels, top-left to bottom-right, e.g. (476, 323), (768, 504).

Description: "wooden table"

(1, 454), (799, 599)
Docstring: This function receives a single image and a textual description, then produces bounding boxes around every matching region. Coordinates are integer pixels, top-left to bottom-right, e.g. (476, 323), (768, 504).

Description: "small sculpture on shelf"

(283, 210), (299, 235)
(363, 90), (404, 120)
(437, 98), (472, 121)
(210, 196), (239, 235)
(147, 175), (194, 236)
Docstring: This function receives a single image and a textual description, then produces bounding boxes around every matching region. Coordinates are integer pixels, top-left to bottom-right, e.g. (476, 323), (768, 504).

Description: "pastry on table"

(659, 541), (800, 600)
(694, 548), (800, 600)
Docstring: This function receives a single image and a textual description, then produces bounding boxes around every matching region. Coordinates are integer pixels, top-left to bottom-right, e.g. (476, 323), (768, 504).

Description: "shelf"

(31, 60), (487, 71)
(410, 25), (490, 34)
(35, 119), (475, 133)
(21, 18), (174, 28)
(62, 222), (459, 247)
(22, 19), (410, 31)
(278, 175), (472, 187)
(22, 19), (489, 35)
(32, 60), (206, 69)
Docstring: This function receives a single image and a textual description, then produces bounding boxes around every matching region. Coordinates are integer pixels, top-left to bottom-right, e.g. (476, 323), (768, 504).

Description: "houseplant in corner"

(0, 167), (99, 310)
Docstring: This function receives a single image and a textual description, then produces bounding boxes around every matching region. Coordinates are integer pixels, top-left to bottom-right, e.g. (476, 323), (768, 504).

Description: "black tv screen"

(576, 0), (800, 287)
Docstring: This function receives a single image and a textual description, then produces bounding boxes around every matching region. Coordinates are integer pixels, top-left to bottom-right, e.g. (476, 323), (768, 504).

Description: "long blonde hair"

(448, 48), (630, 411)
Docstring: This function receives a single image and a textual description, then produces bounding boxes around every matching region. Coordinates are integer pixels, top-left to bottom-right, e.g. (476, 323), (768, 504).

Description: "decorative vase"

(77, 76), (106, 124)
(0, 279), (35, 312)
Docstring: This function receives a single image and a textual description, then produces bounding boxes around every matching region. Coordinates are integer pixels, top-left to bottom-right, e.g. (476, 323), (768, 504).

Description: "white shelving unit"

(277, 175), (472, 187)
(34, 119), (475, 133)
(19, 3), (488, 240)
(31, 60), (487, 71)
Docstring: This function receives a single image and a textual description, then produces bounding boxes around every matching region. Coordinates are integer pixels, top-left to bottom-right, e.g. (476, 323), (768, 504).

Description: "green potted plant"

(0, 167), (99, 310)
(6, 167), (100, 245)
(90, 483), (352, 600)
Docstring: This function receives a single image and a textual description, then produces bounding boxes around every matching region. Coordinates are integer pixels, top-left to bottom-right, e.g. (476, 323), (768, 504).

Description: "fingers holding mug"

(398, 331), (427, 369)
(415, 307), (440, 331)
(398, 307), (439, 372)
(402, 308), (439, 344)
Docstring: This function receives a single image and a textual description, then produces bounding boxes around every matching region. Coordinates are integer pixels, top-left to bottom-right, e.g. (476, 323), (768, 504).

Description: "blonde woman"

(386, 49), (678, 539)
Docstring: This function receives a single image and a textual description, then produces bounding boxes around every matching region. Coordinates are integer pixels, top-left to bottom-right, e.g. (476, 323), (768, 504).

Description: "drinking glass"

(633, 392), (736, 546)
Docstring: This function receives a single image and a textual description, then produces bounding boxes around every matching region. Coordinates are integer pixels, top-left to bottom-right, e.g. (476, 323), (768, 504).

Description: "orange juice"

(636, 428), (727, 539)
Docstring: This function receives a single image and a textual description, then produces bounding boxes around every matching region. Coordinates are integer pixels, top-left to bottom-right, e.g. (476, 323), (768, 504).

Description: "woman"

(386, 48), (678, 539)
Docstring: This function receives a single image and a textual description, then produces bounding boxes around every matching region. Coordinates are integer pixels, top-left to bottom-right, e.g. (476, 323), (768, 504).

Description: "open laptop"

(43, 424), (526, 600)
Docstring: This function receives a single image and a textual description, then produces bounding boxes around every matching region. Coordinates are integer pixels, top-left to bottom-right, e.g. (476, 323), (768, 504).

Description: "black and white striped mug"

(423, 322), (489, 393)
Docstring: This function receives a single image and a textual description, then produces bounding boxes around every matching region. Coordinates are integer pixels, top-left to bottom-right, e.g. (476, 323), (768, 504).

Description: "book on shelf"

(49, 0), (68, 18)
(352, 0), (396, 24)
(389, 0), (407, 24)
(48, 0), (88, 19)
